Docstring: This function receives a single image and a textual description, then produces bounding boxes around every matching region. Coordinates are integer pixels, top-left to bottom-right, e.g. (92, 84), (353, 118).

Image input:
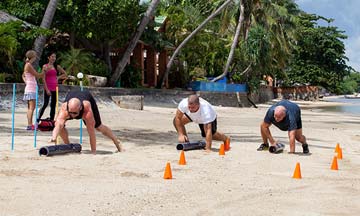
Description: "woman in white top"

(173, 94), (229, 152)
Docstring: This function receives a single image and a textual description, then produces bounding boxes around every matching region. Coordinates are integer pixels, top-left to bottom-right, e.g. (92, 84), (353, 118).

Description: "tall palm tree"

(252, 0), (300, 76)
(157, 0), (233, 88)
(32, 0), (59, 69)
(212, 0), (245, 82)
(108, 0), (161, 87)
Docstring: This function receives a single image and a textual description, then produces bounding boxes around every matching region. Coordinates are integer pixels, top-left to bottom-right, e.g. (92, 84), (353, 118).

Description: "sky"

(295, 0), (360, 72)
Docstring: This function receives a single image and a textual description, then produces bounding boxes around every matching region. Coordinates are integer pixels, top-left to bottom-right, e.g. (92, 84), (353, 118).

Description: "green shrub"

(87, 58), (110, 77)
(120, 64), (142, 88)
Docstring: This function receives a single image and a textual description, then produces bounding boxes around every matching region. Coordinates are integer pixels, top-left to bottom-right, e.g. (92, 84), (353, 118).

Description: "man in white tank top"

(173, 94), (229, 152)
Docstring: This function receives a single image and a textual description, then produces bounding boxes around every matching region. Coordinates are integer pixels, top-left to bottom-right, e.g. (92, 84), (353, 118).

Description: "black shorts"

(184, 113), (217, 137)
(84, 101), (102, 128)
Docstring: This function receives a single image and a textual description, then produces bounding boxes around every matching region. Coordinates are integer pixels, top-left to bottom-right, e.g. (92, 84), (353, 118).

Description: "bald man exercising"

(49, 90), (122, 154)
(258, 100), (309, 154)
(173, 94), (229, 152)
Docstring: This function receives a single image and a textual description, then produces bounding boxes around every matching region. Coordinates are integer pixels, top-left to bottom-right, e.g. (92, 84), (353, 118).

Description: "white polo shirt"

(178, 97), (217, 124)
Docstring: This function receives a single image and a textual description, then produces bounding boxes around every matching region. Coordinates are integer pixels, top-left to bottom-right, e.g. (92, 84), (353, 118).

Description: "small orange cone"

(335, 143), (340, 153)
(224, 137), (230, 151)
(163, 162), (173, 179)
(292, 162), (302, 179)
(330, 156), (338, 170)
(219, 143), (225, 155)
(337, 147), (343, 160)
(179, 150), (186, 165)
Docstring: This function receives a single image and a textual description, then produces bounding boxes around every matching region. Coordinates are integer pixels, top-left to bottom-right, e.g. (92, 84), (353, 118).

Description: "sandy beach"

(0, 99), (359, 216)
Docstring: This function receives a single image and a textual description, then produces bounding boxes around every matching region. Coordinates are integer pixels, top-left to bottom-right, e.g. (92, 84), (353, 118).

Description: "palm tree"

(212, 0), (245, 82)
(32, 0), (59, 69)
(59, 47), (92, 76)
(108, 0), (161, 87)
(157, 0), (234, 88)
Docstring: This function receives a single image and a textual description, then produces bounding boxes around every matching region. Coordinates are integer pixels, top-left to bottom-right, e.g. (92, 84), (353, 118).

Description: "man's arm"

(82, 102), (97, 153)
(204, 123), (212, 151)
(50, 104), (67, 142)
(174, 109), (189, 142)
(260, 121), (276, 145)
(288, 130), (296, 152)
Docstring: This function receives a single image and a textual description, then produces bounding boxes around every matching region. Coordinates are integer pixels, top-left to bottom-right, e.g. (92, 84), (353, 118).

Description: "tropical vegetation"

(0, 0), (356, 94)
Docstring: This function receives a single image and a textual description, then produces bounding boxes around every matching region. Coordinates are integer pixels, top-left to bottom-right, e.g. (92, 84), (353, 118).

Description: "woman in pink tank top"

(22, 50), (43, 130)
(37, 52), (67, 122)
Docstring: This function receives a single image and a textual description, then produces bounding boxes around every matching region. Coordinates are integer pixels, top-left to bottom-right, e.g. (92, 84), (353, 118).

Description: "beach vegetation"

(0, 0), (354, 94)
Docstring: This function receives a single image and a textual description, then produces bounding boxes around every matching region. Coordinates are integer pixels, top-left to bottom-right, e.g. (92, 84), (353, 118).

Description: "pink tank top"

(44, 64), (58, 91)
(24, 63), (37, 93)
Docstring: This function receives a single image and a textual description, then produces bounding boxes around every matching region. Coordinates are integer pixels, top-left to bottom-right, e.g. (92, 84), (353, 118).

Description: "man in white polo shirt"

(173, 94), (229, 152)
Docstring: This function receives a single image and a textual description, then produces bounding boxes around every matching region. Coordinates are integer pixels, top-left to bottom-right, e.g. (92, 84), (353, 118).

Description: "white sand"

(0, 101), (359, 216)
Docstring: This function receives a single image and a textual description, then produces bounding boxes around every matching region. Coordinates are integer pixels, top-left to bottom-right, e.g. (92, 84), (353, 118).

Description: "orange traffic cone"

(179, 150), (186, 165)
(219, 143), (225, 155)
(335, 143), (340, 153)
(224, 137), (230, 151)
(330, 156), (338, 170)
(163, 162), (173, 179)
(292, 162), (302, 179)
(337, 147), (343, 160)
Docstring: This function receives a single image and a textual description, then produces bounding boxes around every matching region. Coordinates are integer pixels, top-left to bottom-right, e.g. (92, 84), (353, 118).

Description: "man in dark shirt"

(258, 100), (309, 154)
(49, 90), (122, 154)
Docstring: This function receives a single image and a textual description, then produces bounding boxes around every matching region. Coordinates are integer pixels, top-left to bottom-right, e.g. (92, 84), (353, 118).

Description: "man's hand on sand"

(114, 139), (123, 152)
(178, 135), (189, 143)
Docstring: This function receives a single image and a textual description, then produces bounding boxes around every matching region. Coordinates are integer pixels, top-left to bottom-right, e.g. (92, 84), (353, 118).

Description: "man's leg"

(294, 129), (306, 143)
(295, 129), (309, 153)
(212, 131), (227, 142)
(96, 124), (122, 152)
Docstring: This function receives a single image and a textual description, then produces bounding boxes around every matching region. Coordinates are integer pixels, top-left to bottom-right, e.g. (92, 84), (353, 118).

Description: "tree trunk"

(156, 0), (233, 88)
(212, 1), (244, 82)
(103, 42), (112, 73)
(32, 0), (59, 69)
(108, 0), (161, 87)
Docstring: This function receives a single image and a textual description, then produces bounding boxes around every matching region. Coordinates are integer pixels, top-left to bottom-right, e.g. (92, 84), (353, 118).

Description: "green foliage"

(58, 47), (92, 76)
(58, 0), (141, 46)
(162, 1), (232, 82)
(87, 58), (110, 77)
(287, 14), (351, 93)
(0, 20), (50, 82)
(0, 0), (48, 25)
(120, 64), (142, 88)
(0, 73), (6, 82)
(0, 21), (20, 67)
(339, 72), (360, 94)
(1, 0), (354, 92)
(189, 67), (207, 80)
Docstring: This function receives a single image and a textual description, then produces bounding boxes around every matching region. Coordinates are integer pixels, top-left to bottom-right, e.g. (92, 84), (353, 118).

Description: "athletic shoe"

(26, 125), (33, 130)
(257, 143), (269, 151)
(302, 143), (310, 154)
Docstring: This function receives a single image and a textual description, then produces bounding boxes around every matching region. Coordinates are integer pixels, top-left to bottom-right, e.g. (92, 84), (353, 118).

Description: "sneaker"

(26, 125), (33, 131)
(257, 143), (269, 151)
(302, 143), (310, 154)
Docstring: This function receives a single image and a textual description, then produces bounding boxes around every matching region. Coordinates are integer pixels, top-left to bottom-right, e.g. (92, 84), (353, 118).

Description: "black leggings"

(38, 90), (57, 121)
